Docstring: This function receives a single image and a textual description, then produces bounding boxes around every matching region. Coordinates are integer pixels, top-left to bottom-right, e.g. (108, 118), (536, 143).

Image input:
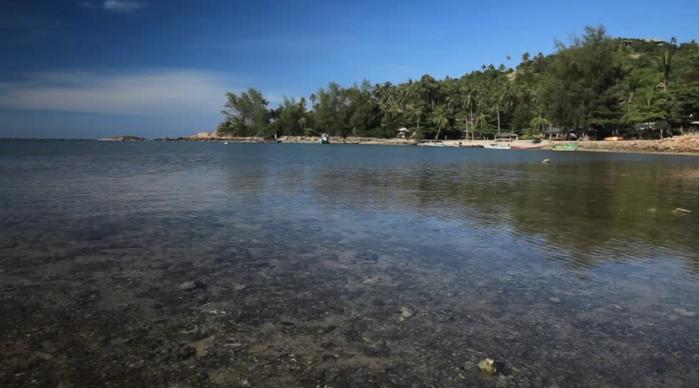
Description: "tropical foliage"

(216, 26), (699, 139)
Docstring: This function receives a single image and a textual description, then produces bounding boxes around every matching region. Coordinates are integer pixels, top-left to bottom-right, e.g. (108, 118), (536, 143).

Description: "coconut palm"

(492, 81), (514, 133)
(297, 115), (307, 130)
(657, 48), (673, 93)
(406, 103), (425, 133)
(430, 105), (450, 140)
(473, 112), (488, 138)
(530, 115), (551, 134)
(459, 84), (476, 139)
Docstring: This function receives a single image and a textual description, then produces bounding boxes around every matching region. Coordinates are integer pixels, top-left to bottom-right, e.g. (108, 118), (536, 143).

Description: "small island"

(97, 135), (147, 142)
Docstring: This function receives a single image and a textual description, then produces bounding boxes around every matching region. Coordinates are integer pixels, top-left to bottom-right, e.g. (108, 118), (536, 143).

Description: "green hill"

(216, 26), (699, 140)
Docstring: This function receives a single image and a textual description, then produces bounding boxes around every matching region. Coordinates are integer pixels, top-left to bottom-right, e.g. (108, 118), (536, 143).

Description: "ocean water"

(1, 140), (699, 387)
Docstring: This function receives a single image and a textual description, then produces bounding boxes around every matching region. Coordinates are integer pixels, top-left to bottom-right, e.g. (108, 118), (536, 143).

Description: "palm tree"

(657, 48), (673, 93)
(493, 100), (502, 133)
(530, 115), (550, 134)
(493, 81), (513, 134)
(297, 116), (307, 130)
(460, 85), (475, 139)
(430, 105), (450, 140)
(473, 112), (488, 138)
(406, 103), (425, 134)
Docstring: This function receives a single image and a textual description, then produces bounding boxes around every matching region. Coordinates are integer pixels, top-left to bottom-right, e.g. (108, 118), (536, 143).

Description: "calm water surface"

(1, 140), (699, 387)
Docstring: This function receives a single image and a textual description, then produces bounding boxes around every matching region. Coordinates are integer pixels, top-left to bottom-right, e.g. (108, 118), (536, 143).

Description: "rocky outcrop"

(579, 135), (699, 154)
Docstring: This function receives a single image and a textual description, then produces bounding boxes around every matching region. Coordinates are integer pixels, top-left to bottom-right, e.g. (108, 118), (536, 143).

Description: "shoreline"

(7, 135), (696, 156)
(174, 134), (699, 156)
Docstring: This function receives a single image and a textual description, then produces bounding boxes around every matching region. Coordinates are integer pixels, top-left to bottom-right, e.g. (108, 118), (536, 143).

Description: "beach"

(181, 132), (699, 155)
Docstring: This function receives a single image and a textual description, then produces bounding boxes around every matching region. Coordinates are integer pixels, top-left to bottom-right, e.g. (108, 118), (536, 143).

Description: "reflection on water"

(309, 160), (699, 271)
(1, 140), (699, 387)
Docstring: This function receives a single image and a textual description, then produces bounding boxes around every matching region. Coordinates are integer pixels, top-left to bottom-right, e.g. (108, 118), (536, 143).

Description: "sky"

(1, 0), (698, 138)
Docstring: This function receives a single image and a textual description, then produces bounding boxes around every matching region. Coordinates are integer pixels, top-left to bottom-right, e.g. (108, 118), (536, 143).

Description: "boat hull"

(417, 142), (446, 147)
(552, 143), (580, 151)
(483, 144), (511, 150)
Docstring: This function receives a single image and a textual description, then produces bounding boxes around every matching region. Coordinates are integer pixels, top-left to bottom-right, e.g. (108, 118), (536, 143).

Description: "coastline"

(7, 134), (698, 156)
(166, 133), (699, 156)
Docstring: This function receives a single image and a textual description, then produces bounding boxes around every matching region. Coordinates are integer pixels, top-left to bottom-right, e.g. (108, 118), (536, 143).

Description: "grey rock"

(400, 306), (415, 321)
(672, 207), (692, 216)
(179, 281), (203, 291)
(674, 308), (696, 317)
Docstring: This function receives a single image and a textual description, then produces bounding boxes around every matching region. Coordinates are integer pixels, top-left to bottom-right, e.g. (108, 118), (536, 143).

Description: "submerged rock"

(363, 276), (383, 285)
(674, 308), (696, 317)
(191, 335), (216, 358)
(316, 325), (337, 335)
(478, 358), (497, 375)
(672, 207), (692, 216)
(177, 344), (196, 360)
(399, 306), (415, 321)
(179, 281), (204, 291)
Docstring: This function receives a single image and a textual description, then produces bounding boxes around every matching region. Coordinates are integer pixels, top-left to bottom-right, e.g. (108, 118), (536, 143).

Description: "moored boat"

(483, 143), (511, 150)
(511, 144), (543, 150)
(552, 143), (580, 151)
(417, 141), (446, 147)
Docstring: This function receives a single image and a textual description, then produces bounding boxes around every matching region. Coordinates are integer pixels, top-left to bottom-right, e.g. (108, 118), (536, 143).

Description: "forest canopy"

(216, 26), (699, 140)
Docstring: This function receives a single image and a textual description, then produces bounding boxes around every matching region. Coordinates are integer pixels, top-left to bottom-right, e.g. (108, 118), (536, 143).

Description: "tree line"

(216, 26), (699, 140)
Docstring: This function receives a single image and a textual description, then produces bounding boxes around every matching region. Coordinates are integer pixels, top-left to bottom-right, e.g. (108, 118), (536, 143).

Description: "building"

(397, 127), (410, 139)
(547, 128), (582, 140)
(494, 132), (519, 142)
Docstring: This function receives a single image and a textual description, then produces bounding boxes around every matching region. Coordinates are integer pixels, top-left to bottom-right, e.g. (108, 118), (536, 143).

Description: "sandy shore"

(180, 134), (699, 155)
(576, 136), (699, 155)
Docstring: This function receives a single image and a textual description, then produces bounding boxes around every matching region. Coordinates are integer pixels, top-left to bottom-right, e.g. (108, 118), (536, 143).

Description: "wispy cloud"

(190, 34), (354, 52)
(0, 69), (232, 117)
(103, 1), (146, 12)
(79, 1), (147, 13)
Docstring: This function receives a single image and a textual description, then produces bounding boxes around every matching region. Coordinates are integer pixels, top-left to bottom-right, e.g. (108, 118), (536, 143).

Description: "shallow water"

(1, 140), (699, 387)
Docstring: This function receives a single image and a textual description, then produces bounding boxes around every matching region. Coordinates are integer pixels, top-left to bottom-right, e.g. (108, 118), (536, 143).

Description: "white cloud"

(0, 69), (232, 117)
(79, 1), (147, 13)
(103, 1), (146, 12)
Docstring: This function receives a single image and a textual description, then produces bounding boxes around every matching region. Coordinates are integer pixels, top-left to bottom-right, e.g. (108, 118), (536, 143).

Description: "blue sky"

(1, 0), (698, 138)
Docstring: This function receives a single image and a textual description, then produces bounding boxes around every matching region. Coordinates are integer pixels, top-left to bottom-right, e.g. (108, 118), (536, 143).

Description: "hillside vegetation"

(216, 26), (699, 140)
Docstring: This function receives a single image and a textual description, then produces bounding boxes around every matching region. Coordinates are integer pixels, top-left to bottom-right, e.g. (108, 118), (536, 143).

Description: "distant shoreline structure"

(156, 133), (699, 156)
(3, 134), (699, 156)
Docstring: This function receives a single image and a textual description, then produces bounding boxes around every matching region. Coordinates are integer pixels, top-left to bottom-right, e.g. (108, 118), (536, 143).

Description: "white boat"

(483, 143), (511, 150)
